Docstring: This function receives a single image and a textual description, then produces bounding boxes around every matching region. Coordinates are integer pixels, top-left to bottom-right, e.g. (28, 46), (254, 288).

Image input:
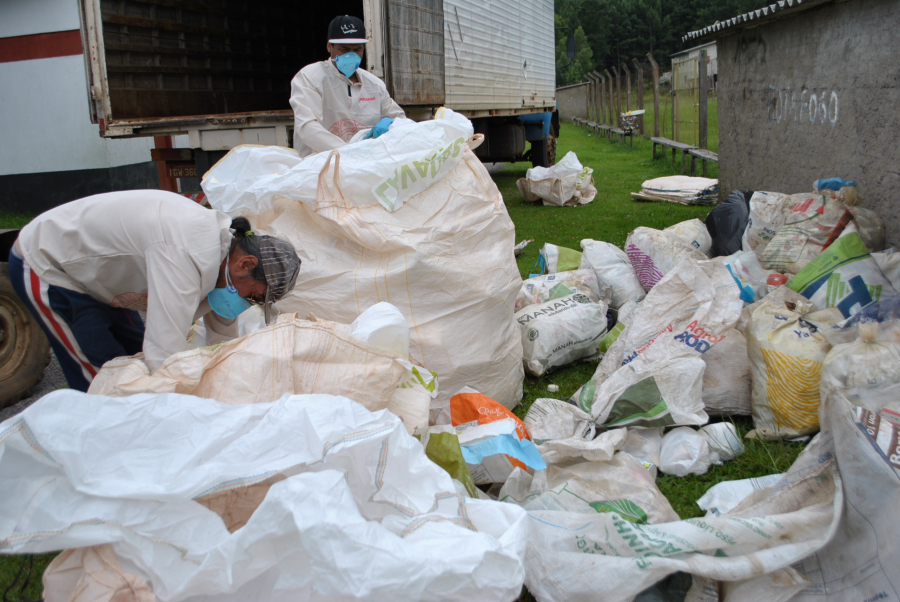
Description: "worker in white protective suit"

(289, 15), (405, 158)
(9, 190), (301, 391)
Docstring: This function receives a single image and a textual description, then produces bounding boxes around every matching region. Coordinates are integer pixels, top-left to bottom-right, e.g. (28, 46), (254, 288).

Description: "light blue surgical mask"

(334, 52), (362, 78)
(208, 257), (252, 320)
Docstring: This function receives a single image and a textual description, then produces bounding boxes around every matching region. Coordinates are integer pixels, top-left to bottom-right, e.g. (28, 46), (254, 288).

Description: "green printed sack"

(532, 243), (583, 276)
(787, 232), (896, 319)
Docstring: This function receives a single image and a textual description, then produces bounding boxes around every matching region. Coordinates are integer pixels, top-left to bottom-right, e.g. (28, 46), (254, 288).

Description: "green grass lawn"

(0, 212), (32, 230)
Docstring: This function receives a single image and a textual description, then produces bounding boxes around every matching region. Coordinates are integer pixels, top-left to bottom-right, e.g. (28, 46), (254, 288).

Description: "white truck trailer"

(79, 0), (559, 177)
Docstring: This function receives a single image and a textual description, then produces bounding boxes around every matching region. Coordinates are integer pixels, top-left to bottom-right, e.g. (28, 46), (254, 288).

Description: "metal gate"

(672, 55), (699, 147)
(385, 0), (445, 105)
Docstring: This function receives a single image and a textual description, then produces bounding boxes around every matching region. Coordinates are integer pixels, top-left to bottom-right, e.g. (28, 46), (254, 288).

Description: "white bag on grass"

(232, 146), (523, 417)
(659, 427), (711, 476)
(579, 239), (646, 308)
(515, 294), (608, 377)
(517, 151), (597, 207)
(625, 227), (708, 291)
(1, 392), (528, 602)
(698, 422), (744, 463)
(664, 218), (712, 255)
(514, 269), (609, 312)
(202, 108), (474, 214)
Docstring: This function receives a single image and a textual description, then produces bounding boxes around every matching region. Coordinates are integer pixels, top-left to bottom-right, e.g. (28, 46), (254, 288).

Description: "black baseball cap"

(328, 15), (367, 44)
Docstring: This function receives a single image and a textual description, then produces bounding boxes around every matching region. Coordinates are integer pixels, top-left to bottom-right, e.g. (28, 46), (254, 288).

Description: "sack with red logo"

(760, 193), (853, 274)
(577, 257), (743, 428)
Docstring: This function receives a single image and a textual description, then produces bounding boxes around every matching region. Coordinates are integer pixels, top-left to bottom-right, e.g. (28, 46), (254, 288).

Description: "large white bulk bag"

(214, 146), (523, 416)
(579, 239), (646, 309)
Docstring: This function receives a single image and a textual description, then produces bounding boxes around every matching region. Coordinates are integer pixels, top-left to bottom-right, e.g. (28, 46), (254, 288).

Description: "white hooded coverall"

(289, 59), (405, 158)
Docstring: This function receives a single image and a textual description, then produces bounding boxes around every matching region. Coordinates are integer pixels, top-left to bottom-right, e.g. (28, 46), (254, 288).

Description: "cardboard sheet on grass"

(0, 392), (528, 601)
(522, 386), (900, 602)
(203, 117), (524, 415)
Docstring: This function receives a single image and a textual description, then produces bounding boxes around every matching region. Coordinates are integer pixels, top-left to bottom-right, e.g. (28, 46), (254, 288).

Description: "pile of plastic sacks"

(3, 116), (900, 602)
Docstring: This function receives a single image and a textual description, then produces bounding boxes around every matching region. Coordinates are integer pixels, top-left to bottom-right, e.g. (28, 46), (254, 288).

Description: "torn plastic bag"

(848, 205), (885, 252)
(1, 391), (528, 602)
(659, 427), (711, 477)
(499, 452), (679, 524)
(514, 269), (609, 312)
(579, 239), (647, 309)
(625, 227), (708, 291)
(663, 218), (712, 256)
(523, 397), (627, 464)
(704, 189), (751, 257)
(202, 108), (474, 214)
(696, 474), (784, 517)
(223, 144), (524, 417)
(516, 151), (597, 206)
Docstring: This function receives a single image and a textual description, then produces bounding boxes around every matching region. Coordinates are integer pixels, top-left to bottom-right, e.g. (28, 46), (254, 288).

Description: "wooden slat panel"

(387, 0), (445, 106)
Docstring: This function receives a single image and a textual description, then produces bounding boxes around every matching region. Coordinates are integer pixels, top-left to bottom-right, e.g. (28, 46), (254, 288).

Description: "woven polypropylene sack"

(240, 148), (524, 418)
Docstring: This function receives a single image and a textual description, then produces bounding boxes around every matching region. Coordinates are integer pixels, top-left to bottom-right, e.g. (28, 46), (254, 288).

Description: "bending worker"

(9, 190), (301, 392)
(289, 15), (405, 158)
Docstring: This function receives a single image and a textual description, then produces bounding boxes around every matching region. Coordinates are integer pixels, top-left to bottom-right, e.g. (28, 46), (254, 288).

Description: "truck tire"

(530, 134), (557, 168)
(0, 262), (50, 409)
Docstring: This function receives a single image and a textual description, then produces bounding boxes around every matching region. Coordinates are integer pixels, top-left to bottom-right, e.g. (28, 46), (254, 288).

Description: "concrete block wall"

(716, 0), (900, 246)
(556, 83), (589, 122)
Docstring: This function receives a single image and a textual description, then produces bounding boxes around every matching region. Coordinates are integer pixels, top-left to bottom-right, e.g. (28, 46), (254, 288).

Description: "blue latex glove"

(365, 117), (394, 139)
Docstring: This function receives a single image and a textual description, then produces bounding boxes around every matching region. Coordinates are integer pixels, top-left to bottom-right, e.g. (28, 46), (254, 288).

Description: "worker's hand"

(364, 117), (394, 140)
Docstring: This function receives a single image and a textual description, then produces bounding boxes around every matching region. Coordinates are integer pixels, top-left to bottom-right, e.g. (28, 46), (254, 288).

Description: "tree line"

(555, 0), (765, 86)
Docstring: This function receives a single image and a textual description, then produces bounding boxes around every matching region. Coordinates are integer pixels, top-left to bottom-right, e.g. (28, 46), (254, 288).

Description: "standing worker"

(289, 15), (405, 158)
(8, 190), (301, 392)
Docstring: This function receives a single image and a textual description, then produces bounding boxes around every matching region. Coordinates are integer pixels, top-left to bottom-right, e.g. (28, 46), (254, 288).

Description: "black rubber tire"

(530, 134), (557, 168)
(0, 262), (50, 409)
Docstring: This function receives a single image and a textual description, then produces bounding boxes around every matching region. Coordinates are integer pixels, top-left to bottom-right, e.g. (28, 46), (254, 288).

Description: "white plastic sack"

(696, 473), (784, 517)
(523, 397), (627, 464)
(579, 239), (646, 309)
(746, 299), (842, 440)
(500, 452), (679, 524)
(202, 108), (474, 214)
(515, 294), (608, 377)
(718, 250), (770, 304)
(741, 191), (801, 257)
(619, 426), (663, 475)
(700, 328), (752, 415)
(517, 151), (597, 206)
(625, 227), (708, 291)
(514, 269), (609, 312)
(631, 175), (718, 205)
(659, 426), (711, 476)
(848, 205), (885, 252)
(872, 250), (900, 291)
(820, 322), (900, 410)
(233, 145), (523, 417)
(698, 422), (744, 463)
(663, 218), (712, 256)
(0, 391), (528, 602)
(581, 258), (742, 429)
(760, 193), (853, 274)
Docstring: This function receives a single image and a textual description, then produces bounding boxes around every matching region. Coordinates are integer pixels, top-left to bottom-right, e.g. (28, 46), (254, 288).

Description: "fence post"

(604, 69), (614, 126)
(647, 53), (660, 138)
(622, 62), (631, 112)
(632, 58), (644, 135)
(698, 50), (708, 150)
(611, 65), (621, 124)
(587, 73), (597, 122)
(595, 71), (605, 125)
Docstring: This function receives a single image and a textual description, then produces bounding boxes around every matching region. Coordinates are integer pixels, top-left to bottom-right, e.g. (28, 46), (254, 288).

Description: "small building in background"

(685, 0), (900, 246)
(0, 0), (163, 215)
(670, 41), (717, 92)
(556, 82), (589, 122)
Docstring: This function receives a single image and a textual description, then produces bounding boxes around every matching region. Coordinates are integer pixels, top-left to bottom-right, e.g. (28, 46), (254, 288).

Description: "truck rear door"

(384, 0), (445, 106)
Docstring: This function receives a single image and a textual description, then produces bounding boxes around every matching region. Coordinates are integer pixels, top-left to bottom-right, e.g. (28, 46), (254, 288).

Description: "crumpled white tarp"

(0, 391), (527, 601)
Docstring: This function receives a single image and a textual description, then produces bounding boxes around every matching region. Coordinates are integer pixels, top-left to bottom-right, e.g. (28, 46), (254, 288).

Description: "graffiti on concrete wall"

(768, 86), (839, 125)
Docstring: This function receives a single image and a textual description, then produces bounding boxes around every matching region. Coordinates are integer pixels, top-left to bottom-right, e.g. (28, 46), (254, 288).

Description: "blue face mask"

(334, 52), (362, 78)
(208, 257), (252, 320)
